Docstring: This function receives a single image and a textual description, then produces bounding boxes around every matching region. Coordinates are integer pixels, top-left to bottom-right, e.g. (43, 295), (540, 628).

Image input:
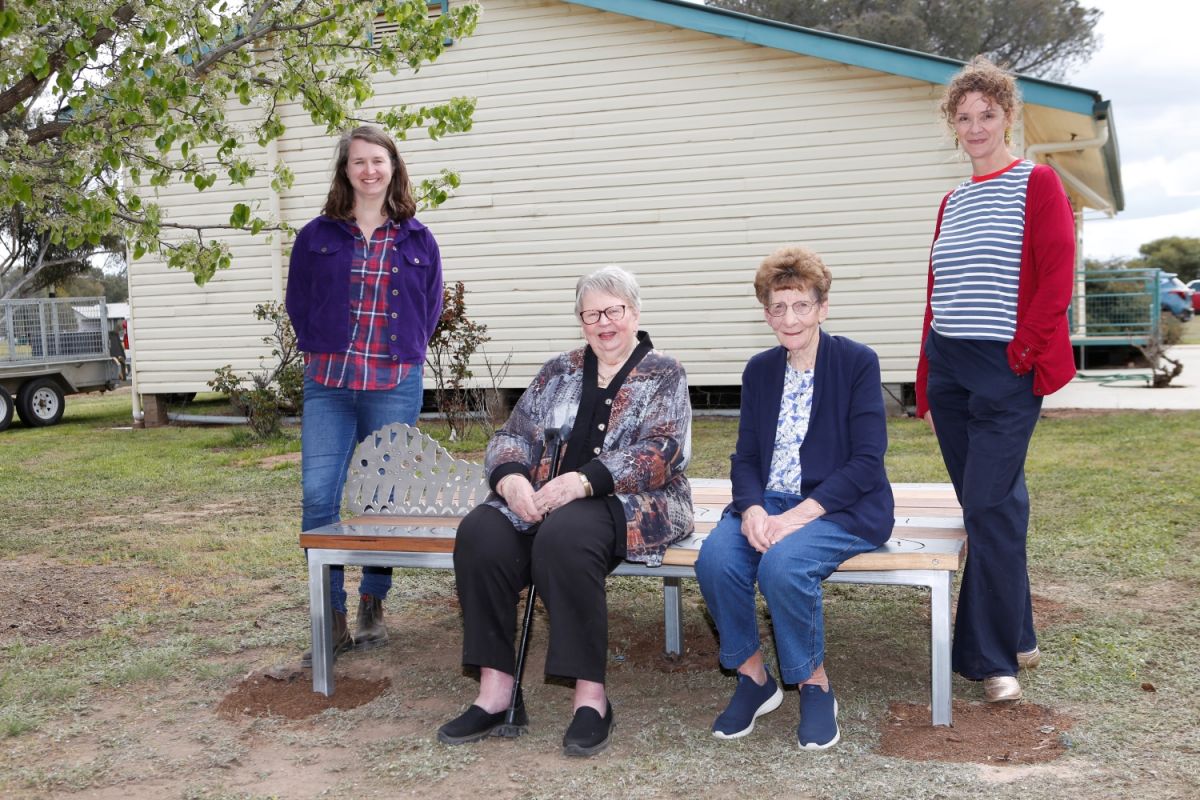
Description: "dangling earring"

(953, 134), (959, 149)
(1004, 128), (1012, 146)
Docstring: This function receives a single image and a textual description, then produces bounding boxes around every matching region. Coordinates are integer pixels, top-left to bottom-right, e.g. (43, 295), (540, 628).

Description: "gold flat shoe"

(983, 676), (1022, 703)
(1017, 646), (1041, 670)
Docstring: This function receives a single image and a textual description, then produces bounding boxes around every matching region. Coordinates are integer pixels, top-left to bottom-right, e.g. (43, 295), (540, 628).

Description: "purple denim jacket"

(285, 215), (443, 364)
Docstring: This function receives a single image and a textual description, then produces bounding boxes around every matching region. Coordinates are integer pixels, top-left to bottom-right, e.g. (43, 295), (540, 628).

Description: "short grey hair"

(575, 265), (641, 315)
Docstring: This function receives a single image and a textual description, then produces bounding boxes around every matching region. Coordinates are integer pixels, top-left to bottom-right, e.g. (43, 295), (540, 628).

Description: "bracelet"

(576, 471), (593, 497)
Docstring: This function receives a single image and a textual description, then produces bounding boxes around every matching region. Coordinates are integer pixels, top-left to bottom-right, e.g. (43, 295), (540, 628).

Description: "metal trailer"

(1068, 268), (1165, 365)
(0, 297), (124, 431)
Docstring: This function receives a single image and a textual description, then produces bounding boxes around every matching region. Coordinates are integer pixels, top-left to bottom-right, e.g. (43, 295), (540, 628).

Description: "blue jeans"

(695, 490), (876, 685)
(301, 371), (423, 612)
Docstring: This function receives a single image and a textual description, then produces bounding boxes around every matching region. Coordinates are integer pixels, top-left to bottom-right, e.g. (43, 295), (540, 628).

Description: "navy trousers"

(924, 332), (1042, 680)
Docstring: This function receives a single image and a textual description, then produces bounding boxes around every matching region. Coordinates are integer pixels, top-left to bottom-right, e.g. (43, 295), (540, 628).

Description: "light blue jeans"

(694, 490), (876, 684)
(301, 371), (423, 612)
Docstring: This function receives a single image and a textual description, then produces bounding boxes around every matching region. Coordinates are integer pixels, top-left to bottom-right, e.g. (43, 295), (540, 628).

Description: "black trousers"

(453, 499), (625, 684)
(925, 331), (1042, 680)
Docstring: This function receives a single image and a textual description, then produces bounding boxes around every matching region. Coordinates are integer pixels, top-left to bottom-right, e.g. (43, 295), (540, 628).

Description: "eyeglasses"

(579, 304), (627, 325)
(765, 300), (819, 318)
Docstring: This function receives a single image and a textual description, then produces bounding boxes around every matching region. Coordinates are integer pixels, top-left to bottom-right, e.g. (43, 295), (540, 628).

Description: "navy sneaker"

(797, 684), (839, 750)
(712, 671), (784, 739)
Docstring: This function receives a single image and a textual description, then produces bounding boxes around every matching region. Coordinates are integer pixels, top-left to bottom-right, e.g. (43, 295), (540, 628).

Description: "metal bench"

(300, 423), (966, 725)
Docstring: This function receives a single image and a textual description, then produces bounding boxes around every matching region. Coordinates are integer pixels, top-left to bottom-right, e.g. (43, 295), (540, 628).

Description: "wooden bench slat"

(302, 516), (967, 571)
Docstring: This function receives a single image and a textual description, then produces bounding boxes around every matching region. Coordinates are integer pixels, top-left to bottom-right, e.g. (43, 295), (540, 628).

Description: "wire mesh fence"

(1069, 268), (1160, 345)
(1, 298), (110, 362)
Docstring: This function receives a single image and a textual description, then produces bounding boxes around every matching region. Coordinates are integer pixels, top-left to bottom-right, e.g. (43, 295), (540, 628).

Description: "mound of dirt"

(217, 669), (390, 720)
(878, 700), (1073, 764)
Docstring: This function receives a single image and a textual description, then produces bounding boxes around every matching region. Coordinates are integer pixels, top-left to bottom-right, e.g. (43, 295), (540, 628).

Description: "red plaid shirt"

(305, 220), (412, 390)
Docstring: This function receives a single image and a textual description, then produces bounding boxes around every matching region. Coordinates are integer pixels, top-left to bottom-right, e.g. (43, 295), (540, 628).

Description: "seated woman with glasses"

(694, 246), (893, 750)
(437, 265), (692, 757)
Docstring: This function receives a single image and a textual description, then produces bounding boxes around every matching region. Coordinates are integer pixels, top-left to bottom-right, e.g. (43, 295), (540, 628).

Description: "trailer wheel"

(16, 378), (65, 427)
(0, 386), (13, 431)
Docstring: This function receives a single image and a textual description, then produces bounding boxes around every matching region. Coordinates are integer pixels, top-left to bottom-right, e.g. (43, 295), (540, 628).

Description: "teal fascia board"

(1094, 100), (1125, 212)
(566, 0), (1100, 116)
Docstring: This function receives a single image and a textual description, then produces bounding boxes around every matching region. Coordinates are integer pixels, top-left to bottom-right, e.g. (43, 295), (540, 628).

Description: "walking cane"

(495, 423), (571, 737)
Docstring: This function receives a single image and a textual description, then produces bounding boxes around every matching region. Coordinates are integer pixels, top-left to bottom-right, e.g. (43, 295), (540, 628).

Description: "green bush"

(207, 302), (302, 439)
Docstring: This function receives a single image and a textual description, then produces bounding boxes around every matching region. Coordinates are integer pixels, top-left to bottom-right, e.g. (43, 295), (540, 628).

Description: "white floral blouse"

(766, 365), (815, 493)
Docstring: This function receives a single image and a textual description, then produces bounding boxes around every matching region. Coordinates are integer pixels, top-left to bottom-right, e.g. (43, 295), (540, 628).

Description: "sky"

(1066, 0), (1200, 260)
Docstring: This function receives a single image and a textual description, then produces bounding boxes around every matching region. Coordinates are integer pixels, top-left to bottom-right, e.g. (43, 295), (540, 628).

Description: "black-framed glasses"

(765, 300), (819, 318)
(579, 304), (627, 325)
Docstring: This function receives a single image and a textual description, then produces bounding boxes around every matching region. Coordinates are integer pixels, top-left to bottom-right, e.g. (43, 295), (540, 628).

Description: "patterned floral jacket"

(484, 332), (693, 566)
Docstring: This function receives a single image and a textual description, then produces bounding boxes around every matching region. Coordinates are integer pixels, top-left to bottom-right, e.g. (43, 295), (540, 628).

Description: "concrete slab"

(1043, 345), (1200, 411)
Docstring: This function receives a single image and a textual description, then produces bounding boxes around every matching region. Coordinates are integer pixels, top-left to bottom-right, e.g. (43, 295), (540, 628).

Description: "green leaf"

(230, 203), (250, 228)
(10, 175), (33, 204)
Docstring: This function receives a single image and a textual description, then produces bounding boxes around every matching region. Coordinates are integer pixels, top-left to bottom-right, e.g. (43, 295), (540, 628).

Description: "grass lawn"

(1, 391), (1198, 799)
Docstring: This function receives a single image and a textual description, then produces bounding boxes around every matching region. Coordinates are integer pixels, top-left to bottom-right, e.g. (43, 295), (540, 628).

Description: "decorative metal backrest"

(345, 423), (489, 516)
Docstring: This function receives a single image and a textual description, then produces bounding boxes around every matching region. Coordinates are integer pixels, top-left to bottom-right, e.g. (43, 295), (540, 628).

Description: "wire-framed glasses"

(765, 300), (819, 318)
(579, 304), (627, 325)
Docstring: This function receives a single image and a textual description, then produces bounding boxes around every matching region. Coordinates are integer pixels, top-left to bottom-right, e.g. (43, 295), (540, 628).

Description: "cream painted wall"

(130, 0), (976, 394)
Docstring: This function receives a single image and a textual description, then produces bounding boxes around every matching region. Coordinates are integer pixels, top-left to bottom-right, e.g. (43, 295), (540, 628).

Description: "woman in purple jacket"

(695, 246), (893, 750)
(285, 125), (443, 665)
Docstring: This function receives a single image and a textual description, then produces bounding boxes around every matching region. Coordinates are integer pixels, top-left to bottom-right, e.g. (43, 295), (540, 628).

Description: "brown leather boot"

(354, 593), (389, 651)
(301, 609), (353, 668)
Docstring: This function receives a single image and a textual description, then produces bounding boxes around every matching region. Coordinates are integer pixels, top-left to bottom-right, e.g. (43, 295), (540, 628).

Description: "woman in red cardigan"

(915, 57), (1076, 703)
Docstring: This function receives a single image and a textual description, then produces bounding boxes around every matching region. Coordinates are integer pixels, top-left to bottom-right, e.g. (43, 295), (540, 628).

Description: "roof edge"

(566, 0), (1102, 115)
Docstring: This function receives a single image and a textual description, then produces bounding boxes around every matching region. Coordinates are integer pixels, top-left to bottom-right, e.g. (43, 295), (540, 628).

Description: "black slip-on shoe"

(437, 691), (527, 745)
(562, 701), (614, 757)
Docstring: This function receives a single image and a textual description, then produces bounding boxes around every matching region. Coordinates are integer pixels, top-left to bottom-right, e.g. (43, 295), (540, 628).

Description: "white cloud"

(1083, 206), (1200, 260)
(1122, 153), (1200, 199)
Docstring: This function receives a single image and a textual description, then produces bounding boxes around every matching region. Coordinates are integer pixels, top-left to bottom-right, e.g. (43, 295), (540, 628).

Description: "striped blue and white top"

(930, 159), (1033, 341)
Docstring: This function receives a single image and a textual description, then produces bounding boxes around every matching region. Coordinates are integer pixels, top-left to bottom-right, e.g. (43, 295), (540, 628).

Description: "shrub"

(427, 281), (489, 440)
(208, 302), (302, 439)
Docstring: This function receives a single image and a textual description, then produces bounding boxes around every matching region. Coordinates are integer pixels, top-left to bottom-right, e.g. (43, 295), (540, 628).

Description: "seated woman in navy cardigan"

(695, 246), (894, 750)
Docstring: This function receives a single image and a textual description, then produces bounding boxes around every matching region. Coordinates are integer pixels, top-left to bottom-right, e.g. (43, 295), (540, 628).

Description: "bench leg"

(662, 577), (683, 657)
(308, 555), (335, 696)
(930, 571), (953, 726)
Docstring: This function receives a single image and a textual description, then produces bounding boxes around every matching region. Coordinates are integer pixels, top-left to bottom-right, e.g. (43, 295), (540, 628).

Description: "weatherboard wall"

(130, 0), (980, 394)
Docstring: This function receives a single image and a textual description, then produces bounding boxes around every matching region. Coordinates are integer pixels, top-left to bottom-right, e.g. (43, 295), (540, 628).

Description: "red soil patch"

(217, 669), (390, 720)
(1032, 592), (1084, 628)
(879, 700), (1073, 764)
(610, 613), (719, 673)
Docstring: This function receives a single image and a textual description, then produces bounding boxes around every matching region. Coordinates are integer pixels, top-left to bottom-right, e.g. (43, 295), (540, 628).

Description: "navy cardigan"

(729, 331), (894, 546)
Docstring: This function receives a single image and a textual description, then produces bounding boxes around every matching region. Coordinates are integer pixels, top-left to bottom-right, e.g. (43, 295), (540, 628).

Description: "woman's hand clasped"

(740, 499), (826, 553)
(531, 473), (587, 518)
(740, 505), (777, 553)
(497, 474), (542, 523)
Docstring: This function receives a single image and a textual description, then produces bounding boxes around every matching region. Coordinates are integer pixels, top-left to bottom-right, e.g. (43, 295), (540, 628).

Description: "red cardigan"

(915, 162), (1077, 418)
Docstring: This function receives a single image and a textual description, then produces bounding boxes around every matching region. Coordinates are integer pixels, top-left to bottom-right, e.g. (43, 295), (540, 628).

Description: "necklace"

(596, 342), (638, 387)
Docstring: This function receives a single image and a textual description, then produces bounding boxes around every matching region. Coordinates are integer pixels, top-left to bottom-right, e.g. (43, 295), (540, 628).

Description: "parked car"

(1160, 273), (1194, 321)
(1188, 279), (1200, 312)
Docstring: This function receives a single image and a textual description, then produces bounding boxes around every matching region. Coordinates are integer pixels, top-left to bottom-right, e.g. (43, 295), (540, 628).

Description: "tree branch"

(0, 4), (137, 117)
(26, 120), (71, 146)
(113, 210), (285, 234)
(188, 10), (344, 76)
